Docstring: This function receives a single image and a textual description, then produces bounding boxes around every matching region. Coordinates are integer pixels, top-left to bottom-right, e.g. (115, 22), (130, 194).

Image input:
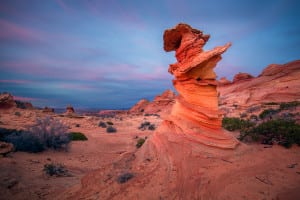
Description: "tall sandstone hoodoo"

(162, 23), (238, 149)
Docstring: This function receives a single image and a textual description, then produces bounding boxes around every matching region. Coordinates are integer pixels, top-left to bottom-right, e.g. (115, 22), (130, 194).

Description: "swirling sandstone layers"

(163, 23), (238, 149)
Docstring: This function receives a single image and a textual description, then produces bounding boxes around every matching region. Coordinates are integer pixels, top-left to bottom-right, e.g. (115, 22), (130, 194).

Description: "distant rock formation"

(233, 72), (254, 83)
(65, 105), (75, 115)
(42, 106), (54, 113)
(129, 99), (150, 114)
(218, 77), (231, 86)
(161, 23), (238, 149)
(0, 93), (16, 109)
(15, 100), (33, 109)
(218, 60), (300, 117)
(129, 89), (176, 115)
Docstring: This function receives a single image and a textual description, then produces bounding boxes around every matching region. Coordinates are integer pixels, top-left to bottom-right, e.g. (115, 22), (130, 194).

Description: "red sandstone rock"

(161, 23), (238, 149)
(42, 106), (54, 113)
(233, 72), (254, 83)
(65, 105), (75, 115)
(0, 93), (16, 109)
(129, 99), (150, 114)
(218, 60), (300, 117)
(218, 77), (231, 85)
(144, 89), (176, 115)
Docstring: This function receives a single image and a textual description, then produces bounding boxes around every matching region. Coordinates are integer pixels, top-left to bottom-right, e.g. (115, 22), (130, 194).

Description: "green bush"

(239, 119), (300, 148)
(222, 117), (254, 131)
(69, 132), (88, 141)
(259, 109), (279, 119)
(136, 138), (145, 148)
(280, 101), (300, 110)
(106, 126), (117, 133)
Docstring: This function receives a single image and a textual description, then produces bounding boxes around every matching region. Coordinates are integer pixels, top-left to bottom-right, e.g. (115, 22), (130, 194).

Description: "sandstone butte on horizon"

(156, 23), (239, 149)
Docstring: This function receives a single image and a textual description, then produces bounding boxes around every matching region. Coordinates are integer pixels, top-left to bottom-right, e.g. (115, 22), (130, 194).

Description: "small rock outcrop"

(65, 105), (75, 115)
(0, 93), (16, 109)
(129, 99), (150, 114)
(144, 89), (176, 114)
(129, 90), (176, 115)
(161, 23), (238, 149)
(42, 106), (54, 113)
(218, 77), (231, 85)
(233, 73), (254, 83)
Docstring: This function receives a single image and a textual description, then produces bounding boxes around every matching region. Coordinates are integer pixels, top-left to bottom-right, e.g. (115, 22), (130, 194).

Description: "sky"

(0, 0), (299, 109)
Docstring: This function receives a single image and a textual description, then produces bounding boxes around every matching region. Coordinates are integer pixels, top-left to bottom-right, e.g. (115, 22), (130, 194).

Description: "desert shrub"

(69, 132), (88, 141)
(148, 124), (156, 130)
(136, 138), (145, 148)
(4, 117), (70, 152)
(44, 163), (69, 177)
(0, 128), (19, 141)
(250, 114), (258, 121)
(222, 117), (254, 131)
(259, 109), (279, 119)
(239, 119), (300, 148)
(106, 121), (114, 126)
(117, 173), (134, 184)
(14, 111), (21, 116)
(240, 113), (247, 118)
(98, 121), (107, 128)
(4, 131), (45, 153)
(279, 101), (300, 110)
(106, 126), (117, 133)
(264, 102), (279, 105)
(75, 124), (80, 127)
(138, 121), (155, 131)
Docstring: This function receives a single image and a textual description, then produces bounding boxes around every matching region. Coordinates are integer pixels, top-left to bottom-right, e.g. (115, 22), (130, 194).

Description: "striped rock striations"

(163, 23), (238, 149)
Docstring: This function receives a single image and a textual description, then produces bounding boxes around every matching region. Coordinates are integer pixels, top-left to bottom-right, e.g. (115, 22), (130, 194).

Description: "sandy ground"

(1, 108), (300, 200)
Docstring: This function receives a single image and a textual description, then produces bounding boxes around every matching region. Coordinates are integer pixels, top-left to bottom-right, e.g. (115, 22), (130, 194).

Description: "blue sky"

(0, 0), (299, 109)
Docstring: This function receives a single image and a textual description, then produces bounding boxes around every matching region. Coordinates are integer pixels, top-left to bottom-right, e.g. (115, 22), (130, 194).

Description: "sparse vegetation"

(279, 101), (300, 110)
(98, 121), (107, 128)
(138, 121), (156, 131)
(106, 126), (117, 133)
(222, 117), (254, 132)
(14, 111), (21, 117)
(75, 124), (80, 127)
(264, 102), (279, 105)
(239, 119), (300, 148)
(259, 109), (279, 119)
(3, 117), (70, 152)
(117, 173), (134, 184)
(136, 138), (145, 148)
(69, 132), (88, 141)
(44, 163), (70, 177)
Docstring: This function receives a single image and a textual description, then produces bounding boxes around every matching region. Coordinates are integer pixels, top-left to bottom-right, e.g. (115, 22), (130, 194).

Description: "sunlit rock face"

(163, 23), (238, 149)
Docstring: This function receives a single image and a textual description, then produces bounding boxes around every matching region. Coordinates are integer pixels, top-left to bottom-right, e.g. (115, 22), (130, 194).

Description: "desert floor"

(0, 108), (300, 200)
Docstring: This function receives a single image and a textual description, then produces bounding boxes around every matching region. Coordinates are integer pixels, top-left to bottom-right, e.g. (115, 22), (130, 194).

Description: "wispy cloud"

(0, 19), (42, 43)
(0, 79), (32, 84)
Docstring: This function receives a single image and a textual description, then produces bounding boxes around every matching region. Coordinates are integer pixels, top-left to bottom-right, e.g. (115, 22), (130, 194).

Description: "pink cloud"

(0, 79), (32, 84)
(14, 96), (38, 102)
(0, 19), (43, 43)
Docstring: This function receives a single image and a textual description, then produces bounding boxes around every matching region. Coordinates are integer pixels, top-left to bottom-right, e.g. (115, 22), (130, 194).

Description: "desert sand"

(0, 107), (300, 200)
